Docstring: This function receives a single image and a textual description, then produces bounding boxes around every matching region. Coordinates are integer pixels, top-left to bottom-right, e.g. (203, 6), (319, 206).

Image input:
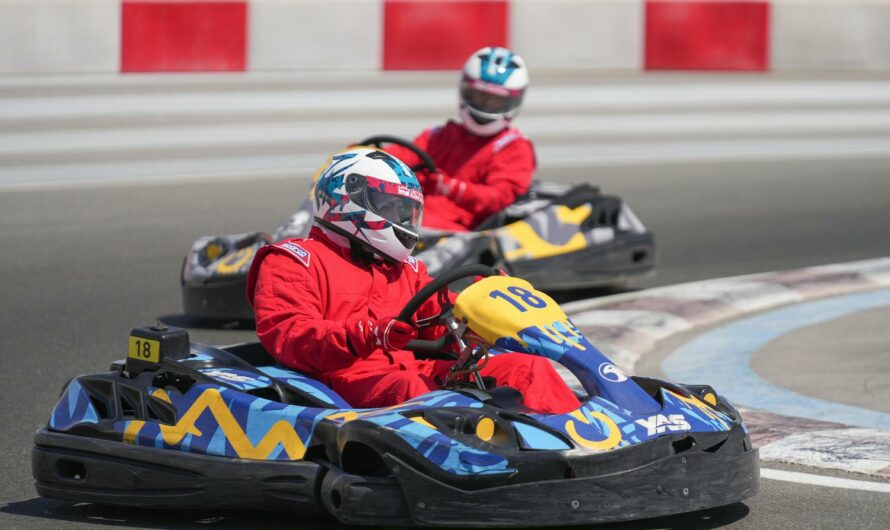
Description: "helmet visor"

(460, 78), (524, 115)
(347, 174), (423, 235)
(367, 188), (423, 231)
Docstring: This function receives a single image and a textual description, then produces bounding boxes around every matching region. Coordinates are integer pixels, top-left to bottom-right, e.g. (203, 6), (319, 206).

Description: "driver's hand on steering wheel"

(426, 171), (465, 201)
(346, 316), (418, 356)
(412, 168), (435, 195)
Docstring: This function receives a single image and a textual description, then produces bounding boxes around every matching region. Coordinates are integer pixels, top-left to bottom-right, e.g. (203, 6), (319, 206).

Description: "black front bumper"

(326, 427), (759, 527)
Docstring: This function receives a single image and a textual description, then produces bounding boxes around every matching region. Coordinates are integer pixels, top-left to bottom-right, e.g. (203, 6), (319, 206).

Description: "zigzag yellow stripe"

(151, 388), (171, 403)
(124, 388), (307, 460)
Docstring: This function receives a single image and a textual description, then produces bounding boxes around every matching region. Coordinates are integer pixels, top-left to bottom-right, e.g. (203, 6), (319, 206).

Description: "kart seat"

(554, 186), (622, 230)
(222, 341), (278, 366)
(473, 183), (616, 232)
(220, 342), (351, 409)
(487, 386), (531, 412)
(458, 386), (532, 413)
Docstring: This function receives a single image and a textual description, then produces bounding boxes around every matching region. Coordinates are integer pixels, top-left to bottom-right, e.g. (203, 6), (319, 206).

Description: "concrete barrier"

(0, 0), (119, 74)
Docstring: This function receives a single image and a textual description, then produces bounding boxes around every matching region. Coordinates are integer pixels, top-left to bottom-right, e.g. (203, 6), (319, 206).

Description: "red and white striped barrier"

(1, 0), (890, 74)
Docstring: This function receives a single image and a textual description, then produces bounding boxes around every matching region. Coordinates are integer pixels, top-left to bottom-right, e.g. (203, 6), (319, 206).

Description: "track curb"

(563, 257), (890, 479)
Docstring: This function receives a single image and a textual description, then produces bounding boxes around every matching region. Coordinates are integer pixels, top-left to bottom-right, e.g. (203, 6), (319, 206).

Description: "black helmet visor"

(460, 77), (524, 115)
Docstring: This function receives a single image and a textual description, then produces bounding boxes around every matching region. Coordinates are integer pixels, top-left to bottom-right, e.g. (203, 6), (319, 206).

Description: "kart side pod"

(126, 324), (190, 375)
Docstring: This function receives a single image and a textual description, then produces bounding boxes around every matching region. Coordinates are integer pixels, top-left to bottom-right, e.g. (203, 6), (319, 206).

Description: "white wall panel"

(0, 0), (119, 74)
(511, 0), (643, 71)
(249, 0), (381, 71)
(772, 0), (890, 71)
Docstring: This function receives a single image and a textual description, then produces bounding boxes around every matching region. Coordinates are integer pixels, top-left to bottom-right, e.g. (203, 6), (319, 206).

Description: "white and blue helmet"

(460, 47), (529, 136)
(313, 148), (423, 263)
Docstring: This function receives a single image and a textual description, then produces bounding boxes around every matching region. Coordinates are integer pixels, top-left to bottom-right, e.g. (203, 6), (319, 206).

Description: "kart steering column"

(398, 265), (499, 391)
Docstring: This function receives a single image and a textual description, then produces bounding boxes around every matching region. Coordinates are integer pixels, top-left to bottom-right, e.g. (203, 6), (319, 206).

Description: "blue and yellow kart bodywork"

(34, 277), (756, 527)
(181, 181), (656, 320)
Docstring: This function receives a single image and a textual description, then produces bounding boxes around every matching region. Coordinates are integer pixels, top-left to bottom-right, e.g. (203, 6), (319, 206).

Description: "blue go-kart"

(33, 265), (757, 526)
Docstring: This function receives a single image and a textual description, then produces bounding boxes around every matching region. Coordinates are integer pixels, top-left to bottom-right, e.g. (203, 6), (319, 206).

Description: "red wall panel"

(383, 0), (509, 70)
(121, 1), (247, 73)
(645, 1), (770, 71)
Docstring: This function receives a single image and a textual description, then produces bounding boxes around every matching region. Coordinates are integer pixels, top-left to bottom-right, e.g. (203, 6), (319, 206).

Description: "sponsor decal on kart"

(635, 414), (692, 436)
(598, 362), (629, 383)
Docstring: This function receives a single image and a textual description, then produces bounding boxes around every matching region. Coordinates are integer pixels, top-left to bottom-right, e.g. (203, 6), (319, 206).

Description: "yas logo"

(634, 414), (691, 436)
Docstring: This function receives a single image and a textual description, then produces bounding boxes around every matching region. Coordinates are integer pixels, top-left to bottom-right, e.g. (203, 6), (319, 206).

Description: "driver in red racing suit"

(246, 148), (580, 414)
(385, 47), (535, 232)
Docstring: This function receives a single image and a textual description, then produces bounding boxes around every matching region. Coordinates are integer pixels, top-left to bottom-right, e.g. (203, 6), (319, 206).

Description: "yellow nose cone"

(476, 417), (496, 442)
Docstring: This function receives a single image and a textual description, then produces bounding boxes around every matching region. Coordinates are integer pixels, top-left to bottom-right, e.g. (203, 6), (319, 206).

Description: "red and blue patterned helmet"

(460, 47), (529, 136)
(313, 148), (423, 263)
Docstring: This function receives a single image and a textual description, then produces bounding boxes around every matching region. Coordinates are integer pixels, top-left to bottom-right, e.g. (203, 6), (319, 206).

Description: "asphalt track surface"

(2, 156), (890, 529)
(752, 305), (890, 415)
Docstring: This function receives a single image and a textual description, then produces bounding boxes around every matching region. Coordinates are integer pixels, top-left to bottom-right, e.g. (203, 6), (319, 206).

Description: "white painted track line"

(761, 468), (890, 493)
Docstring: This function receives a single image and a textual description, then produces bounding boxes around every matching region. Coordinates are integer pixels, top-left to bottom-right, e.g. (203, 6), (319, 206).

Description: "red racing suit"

(246, 227), (579, 414)
(385, 121), (536, 232)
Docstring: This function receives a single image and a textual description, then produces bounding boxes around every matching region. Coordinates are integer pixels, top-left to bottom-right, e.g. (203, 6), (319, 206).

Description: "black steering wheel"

(358, 135), (438, 174)
(398, 264), (498, 354)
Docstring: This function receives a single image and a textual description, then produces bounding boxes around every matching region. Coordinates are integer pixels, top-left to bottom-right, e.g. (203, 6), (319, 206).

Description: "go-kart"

(181, 135), (656, 320)
(34, 266), (757, 526)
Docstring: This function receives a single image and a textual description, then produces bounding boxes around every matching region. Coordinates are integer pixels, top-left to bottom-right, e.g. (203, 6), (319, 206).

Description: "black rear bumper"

(509, 232), (656, 291)
(32, 428), (322, 513)
(34, 422), (758, 527)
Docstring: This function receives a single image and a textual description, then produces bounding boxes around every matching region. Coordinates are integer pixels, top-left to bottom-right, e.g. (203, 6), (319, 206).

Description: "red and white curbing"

(3, 0), (890, 74)
(563, 257), (890, 478)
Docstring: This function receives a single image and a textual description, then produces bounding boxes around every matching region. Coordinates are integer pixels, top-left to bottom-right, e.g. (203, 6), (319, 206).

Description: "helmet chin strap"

(460, 105), (508, 137)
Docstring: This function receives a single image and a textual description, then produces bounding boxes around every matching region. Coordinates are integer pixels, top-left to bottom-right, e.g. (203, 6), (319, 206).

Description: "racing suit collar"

(310, 225), (396, 270)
